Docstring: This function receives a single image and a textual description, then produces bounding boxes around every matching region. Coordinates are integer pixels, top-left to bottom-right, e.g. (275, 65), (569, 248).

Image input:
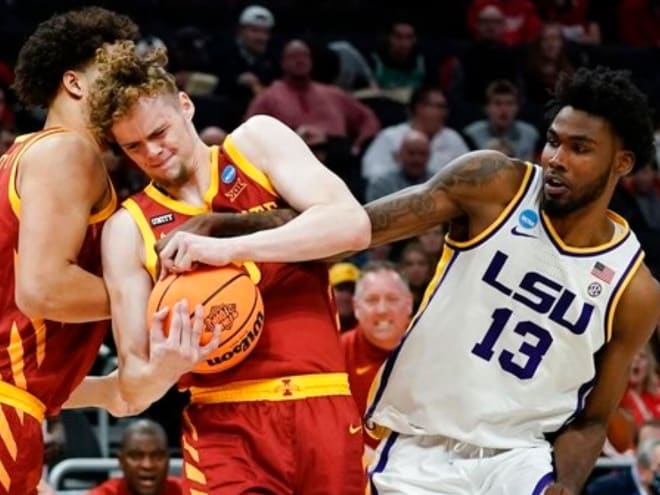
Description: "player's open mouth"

(544, 176), (569, 195)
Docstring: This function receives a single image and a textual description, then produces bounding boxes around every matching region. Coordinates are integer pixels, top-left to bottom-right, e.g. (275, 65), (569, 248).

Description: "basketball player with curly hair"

(88, 42), (370, 494)
(0, 9), (216, 493)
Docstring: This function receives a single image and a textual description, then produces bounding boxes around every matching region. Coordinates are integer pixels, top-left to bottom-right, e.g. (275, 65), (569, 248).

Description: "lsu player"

(360, 67), (660, 494)
(162, 67), (660, 494)
(88, 43), (370, 494)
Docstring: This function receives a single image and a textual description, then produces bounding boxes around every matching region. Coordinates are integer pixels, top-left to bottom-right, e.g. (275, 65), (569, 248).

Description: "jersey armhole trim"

(122, 198), (159, 281)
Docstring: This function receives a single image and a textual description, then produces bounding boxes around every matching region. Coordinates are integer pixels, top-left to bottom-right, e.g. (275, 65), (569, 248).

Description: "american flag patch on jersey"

(591, 261), (615, 284)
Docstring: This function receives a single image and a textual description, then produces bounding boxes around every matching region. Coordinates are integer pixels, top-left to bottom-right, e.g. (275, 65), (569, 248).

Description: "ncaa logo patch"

(221, 165), (237, 184)
(518, 209), (539, 229)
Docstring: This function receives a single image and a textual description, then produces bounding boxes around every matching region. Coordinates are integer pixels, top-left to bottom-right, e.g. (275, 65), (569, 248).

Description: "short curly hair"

(88, 41), (177, 143)
(14, 7), (139, 107)
(546, 66), (655, 172)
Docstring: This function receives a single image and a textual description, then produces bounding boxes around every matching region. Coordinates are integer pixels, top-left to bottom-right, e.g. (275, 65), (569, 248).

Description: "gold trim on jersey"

(33, 318), (46, 368)
(223, 134), (277, 196)
(122, 198), (159, 281)
(0, 457), (9, 492)
(0, 381), (46, 422)
(0, 408), (17, 461)
(445, 162), (534, 249)
(7, 128), (70, 218)
(542, 210), (630, 254)
(89, 183), (117, 225)
(142, 146), (220, 215)
(605, 251), (645, 342)
(414, 245), (456, 320)
(8, 323), (26, 391)
(185, 462), (207, 485)
(182, 436), (199, 462)
(189, 373), (351, 403)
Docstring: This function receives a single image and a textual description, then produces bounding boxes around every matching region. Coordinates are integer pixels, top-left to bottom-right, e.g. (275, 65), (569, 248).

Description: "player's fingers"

(168, 300), (186, 346)
(149, 307), (170, 342)
(189, 304), (204, 349)
(200, 324), (222, 357)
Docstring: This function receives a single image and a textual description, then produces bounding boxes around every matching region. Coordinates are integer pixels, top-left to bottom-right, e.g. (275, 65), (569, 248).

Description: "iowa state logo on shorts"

(204, 303), (239, 332)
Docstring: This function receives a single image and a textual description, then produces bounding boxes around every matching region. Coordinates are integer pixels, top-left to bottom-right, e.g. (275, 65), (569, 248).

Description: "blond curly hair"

(88, 41), (177, 142)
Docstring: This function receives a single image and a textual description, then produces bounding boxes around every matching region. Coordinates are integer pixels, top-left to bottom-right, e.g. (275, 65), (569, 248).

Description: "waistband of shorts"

(437, 434), (509, 459)
(0, 380), (46, 422)
(189, 372), (351, 404)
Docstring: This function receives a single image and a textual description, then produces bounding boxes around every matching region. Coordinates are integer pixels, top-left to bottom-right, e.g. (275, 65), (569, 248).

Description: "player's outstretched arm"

(548, 265), (660, 495)
(154, 209), (297, 255)
(15, 133), (111, 322)
(63, 370), (145, 417)
(364, 149), (525, 247)
(158, 115), (370, 272)
(102, 210), (220, 411)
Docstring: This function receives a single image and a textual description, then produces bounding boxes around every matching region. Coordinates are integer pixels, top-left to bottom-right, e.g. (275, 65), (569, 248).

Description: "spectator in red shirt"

(87, 419), (182, 495)
(245, 39), (380, 156)
(340, 261), (412, 453)
(620, 345), (660, 427)
(468, 0), (543, 46)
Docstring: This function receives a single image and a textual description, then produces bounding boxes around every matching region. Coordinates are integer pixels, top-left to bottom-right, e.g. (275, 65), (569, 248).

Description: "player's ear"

(179, 91), (195, 122)
(62, 70), (84, 100)
(614, 150), (634, 177)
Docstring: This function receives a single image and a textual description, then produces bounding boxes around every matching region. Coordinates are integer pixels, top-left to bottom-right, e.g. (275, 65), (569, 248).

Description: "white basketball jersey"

(368, 163), (644, 449)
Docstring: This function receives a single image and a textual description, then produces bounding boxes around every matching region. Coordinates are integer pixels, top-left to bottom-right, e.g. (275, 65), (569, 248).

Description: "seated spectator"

(463, 79), (539, 160)
(536, 0), (602, 44)
(167, 26), (217, 95)
(398, 241), (434, 312)
(245, 39), (380, 157)
(327, 40), (377, 92)
(456, 4), (522, 107)
(340, 262), (412, 455)
(369, 18), (426, 97)
(417, 225), (445, 266)
(214, 5), (278, 127)
(618, 0), (660, 47)
(362, 86), (467, 181)
(621, 345), (660, 428)
(366, 129), (431, 201)
(586, 438), (660, 495)
(88, 419), (182, 495)
(467, 0), (542, 46)
(523, 22), (575, 107)
(329, 262), (361, 332)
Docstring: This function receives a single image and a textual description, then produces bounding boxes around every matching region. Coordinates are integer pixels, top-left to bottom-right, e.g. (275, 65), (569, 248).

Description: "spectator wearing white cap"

(214, 4), (278, 128)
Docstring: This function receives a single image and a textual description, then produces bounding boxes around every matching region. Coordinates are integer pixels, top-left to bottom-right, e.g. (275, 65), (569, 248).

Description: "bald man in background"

(365, 129), (431, 201)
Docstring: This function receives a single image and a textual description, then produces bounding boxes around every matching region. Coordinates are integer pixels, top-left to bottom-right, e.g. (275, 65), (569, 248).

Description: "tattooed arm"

(155, 209), (297, 253)
(366, 150), (527, 247)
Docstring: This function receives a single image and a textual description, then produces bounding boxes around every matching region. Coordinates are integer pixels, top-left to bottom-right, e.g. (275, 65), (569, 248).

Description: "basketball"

(147, 264), (264, 374)
(606, 408), (636, 453)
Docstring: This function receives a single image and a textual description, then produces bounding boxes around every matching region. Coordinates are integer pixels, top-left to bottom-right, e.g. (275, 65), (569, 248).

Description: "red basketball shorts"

(181, 373), (366, 494)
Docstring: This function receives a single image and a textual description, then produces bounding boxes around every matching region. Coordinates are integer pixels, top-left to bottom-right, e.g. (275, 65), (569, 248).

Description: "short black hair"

(14, 6), (139, 107)
(546, 66), (655, 172)
(486, 79), (518, 102)
(409, 85), (445, 113)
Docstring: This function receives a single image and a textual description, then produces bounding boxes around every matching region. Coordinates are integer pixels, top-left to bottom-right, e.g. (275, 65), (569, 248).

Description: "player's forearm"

(207, 209), (298, 237)
(63, 375), (115, 410)
(118, 357), (178, 408)
(552, 418), (607, 493)
(229, 203), (371, 262)
(16, 264), (110, 322)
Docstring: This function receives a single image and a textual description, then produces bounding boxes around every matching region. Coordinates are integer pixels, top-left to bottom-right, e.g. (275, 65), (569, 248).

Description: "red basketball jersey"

(124, 137), (345, 387)
(0, 128), (116, 414)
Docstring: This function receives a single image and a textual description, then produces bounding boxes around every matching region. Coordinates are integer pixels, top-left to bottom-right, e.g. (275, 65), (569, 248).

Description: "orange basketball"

(606, 408), (636, 453)
(147, 264), (264, 374)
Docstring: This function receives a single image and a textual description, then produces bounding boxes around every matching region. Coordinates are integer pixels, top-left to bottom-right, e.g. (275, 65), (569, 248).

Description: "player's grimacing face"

(113, 93), (196, 186)
(540, 106), (618, 217)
